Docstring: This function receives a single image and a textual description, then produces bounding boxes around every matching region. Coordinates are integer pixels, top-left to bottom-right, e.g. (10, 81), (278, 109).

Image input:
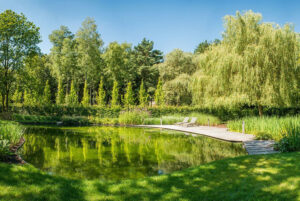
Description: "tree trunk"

(258, 105), (263, 117)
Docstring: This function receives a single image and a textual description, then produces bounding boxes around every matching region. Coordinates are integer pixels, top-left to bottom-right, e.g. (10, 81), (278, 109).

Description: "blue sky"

(1, 0), (300, 54)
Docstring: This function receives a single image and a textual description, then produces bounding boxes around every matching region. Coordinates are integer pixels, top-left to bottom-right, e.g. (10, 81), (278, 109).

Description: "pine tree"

(43, 80), (51, 105)
(139, 80), (148, 107)
(56, 79), (64, 105)
(155, 78), (164, 106)
(66, 80), (78, 106)
(97, 77), (106, 107)
(111, 80), (119, 107)
(124, 82), (135, 108)
(81, 80), (90, 106)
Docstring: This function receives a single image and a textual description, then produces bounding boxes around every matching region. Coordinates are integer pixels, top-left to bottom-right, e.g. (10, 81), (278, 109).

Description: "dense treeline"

(0, 10), (299, 114)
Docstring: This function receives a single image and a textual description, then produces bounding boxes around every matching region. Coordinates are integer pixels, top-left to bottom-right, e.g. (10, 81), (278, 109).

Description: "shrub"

(12, 114), (60, 123)
(119, 110), (150, 125)
(0, 121), (24, 159)
(61, 116), (90, 126)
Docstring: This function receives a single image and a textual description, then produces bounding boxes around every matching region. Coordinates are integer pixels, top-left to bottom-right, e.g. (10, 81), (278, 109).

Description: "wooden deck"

(138, 125), (279, 155)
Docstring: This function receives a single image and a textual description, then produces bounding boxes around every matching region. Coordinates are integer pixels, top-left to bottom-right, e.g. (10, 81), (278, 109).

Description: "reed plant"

(227, 116), (300, 141)
(0, 121), (24, 157)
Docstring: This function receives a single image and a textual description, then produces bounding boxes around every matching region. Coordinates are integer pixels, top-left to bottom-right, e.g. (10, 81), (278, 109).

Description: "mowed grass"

(228, 116), (300, 141)
(1, 152), (300, 201)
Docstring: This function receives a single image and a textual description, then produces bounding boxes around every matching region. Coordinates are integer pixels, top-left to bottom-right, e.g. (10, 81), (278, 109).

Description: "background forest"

(0, 10), (299, 115)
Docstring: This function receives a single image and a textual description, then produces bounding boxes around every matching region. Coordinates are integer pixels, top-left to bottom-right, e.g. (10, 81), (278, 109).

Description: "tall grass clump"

(227, 116), (300, 141)
(119, 110), (150, 125)
(0, 121), (24, 158)
(274, 123), (300, 152)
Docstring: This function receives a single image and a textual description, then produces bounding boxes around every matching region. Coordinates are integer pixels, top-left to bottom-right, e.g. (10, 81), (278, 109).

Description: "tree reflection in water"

(22, 126), (246, 180)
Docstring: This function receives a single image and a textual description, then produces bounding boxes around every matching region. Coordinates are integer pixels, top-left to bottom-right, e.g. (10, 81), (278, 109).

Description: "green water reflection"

(22, 126), (246, 180)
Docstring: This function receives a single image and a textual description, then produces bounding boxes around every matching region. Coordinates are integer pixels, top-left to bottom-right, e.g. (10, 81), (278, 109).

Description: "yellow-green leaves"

(191, 10), (299, 110)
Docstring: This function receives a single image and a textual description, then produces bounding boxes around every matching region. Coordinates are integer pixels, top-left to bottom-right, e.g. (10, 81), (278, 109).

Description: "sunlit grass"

(0, 152), (299, 200)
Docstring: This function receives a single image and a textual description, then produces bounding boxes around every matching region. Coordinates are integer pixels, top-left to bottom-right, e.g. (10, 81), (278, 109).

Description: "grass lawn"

(0, 152), (300, 201)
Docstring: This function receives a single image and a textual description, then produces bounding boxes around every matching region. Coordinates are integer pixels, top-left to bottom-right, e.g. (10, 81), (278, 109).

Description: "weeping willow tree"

(163, 74), (192, 106)
(191, 10), (300, 115)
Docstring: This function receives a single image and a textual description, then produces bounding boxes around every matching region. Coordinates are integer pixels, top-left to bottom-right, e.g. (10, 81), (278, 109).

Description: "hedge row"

(148, 106), (300, 121)
(9, 105), (121, 118)
(2, 105), (299, 121)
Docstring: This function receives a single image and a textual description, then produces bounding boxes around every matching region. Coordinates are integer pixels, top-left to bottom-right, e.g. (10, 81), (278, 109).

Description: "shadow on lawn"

(0, 164), (86, 201)
(93, 152), (300, 201)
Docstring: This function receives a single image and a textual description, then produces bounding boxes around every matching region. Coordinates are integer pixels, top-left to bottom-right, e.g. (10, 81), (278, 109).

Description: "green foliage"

(76, 17), (104, 90)
(138, 80), (148, 107)
(12, 87), (22, 104)
(81, 80), (90, 106)
(144, 116), (183, 125)
(49, 26), (76, 86)
(275, 124), (300, 152)
(56, 79), (64, 105)
(188, 112), (222, 126)
(12, 114), (60, 123)
(23, 90), (32, 106)
(227, 116), (300, 141)
(20, 55), (55, 106)
(60, 116), (90, 126)
(0, 121), (23, 158)
(154, 79), (164, 106)
(66, 80), (78, 106)
(0, 10), (40, 111)
(158, 49), (197, 82)
(163, 74), (191, 106)
(89, 117), (119, 125)
(97, 77), (106, 107)
(194, 40), (210, 54)
(42, 80), (51, 105)
(124, 82), (135, 108)
(132, 38), (163, 96)
(111, 80), (119, 107)
(118, 110), (150, 125)
(194, 39), (220, 54)
(103, 42), (134, 92)
(191, 11), (300, 112)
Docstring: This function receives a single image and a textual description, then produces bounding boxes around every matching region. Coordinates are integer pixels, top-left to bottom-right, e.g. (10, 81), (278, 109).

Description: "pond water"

(22, 126), (246, 180)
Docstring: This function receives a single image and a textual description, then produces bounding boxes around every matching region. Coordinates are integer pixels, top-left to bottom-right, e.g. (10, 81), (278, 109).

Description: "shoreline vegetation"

(0, 121), (25, 164)
(6, 107), (300, 151)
